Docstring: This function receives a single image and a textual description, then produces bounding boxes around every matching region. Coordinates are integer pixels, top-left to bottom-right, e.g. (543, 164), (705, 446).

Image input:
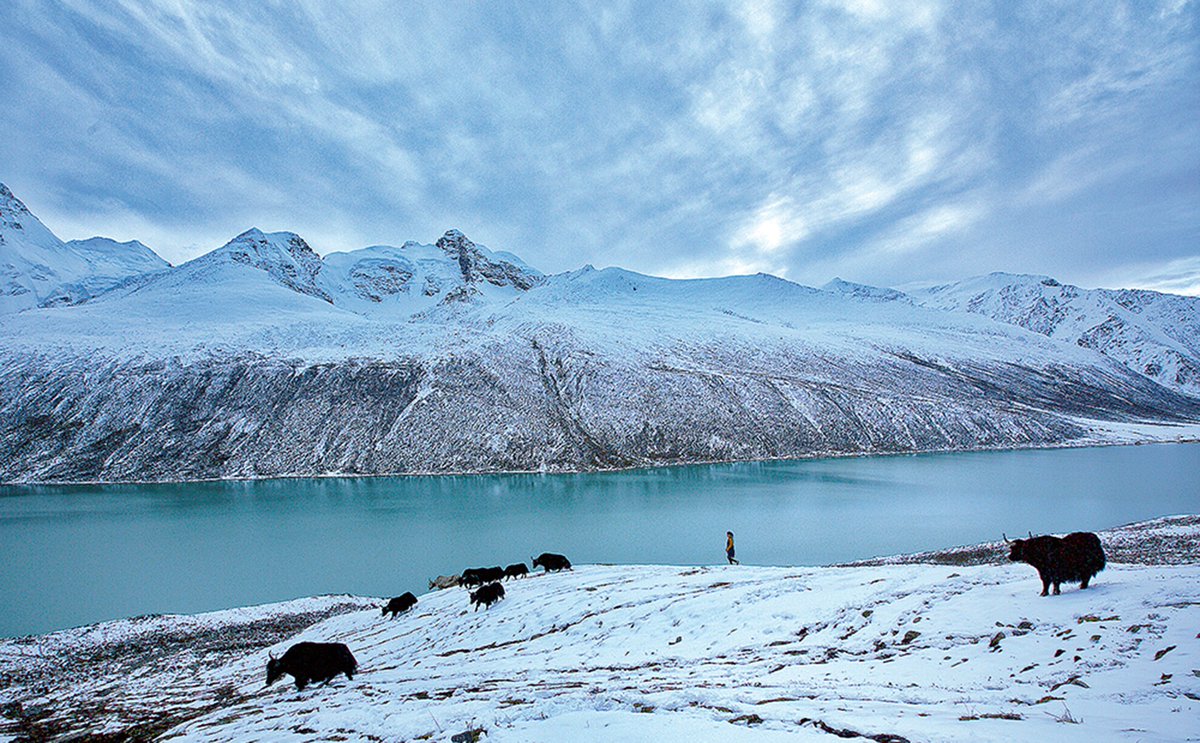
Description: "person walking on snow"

(726, 531), (739, 564)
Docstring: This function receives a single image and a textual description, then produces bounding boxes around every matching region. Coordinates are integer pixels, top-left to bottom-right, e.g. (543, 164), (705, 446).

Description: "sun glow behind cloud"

(0, 0), (1195, 293)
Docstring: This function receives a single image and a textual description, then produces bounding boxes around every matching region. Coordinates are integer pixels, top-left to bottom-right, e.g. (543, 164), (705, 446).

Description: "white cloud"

(1110, 256), (1200, 297)
(871, 200), (988, 258)
(734, 0), (780, 40)
(2, 0), (1196, 290)
(731, 196), (807, 254)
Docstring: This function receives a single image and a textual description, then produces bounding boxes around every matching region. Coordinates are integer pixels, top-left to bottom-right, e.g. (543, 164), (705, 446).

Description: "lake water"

(2, 443), (1198, 638)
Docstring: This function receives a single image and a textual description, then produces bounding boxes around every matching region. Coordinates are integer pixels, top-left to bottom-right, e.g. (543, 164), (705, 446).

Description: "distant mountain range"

(2, 182), (1197, 483)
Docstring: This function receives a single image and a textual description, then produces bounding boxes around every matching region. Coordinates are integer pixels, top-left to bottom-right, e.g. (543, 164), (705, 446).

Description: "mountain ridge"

(2, 183), (1198, 483)
(907, 271), (1200, 397)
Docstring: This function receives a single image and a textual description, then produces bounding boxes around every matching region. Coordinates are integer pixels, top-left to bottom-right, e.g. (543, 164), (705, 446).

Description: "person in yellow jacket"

(726, 531), (739, 564)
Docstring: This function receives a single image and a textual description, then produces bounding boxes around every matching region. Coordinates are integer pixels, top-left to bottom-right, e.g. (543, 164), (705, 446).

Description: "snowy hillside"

(2, 185), (1200, 482)
(2, 516), (1197, 742)
(0, 183), (168, 312)
(910, 272), (1200, 398)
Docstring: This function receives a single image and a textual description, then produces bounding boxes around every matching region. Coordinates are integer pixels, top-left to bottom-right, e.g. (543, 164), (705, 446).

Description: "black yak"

(382, 592), (418, 618)
(504, 562), (529, 580)
(469, 581), (505, 610)
(266, 642), (357, 690)
(1006, 531), (1106, 596)
(532, 552), (571, 572)
(461, 566), (504, 587)
(460, 568), (485, 587)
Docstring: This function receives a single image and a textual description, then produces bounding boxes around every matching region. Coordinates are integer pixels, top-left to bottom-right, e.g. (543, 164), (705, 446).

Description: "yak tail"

(1002, 533), (1010, 543)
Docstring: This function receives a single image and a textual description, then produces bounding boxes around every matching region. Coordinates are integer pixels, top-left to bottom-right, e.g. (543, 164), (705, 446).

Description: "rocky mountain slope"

(1, 184), (1198, 483)
(908, 272), (1200, 398)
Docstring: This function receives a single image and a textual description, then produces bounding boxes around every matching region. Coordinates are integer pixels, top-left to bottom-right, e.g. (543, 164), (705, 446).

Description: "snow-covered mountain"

(56, 222), (546, 324)
(1, 185), (1198, 483)
(0, 184), (169, 312)
(908, 272), (1200, 398)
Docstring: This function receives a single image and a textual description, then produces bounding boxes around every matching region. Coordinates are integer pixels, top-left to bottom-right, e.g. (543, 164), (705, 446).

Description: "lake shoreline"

(5, 441), (1199, 641)
(2, 515), (1197, 740)
(4, 423), (1199, 488)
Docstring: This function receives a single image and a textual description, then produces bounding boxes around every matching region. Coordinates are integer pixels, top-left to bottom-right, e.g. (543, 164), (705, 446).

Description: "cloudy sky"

(2, 1), (1197, 293)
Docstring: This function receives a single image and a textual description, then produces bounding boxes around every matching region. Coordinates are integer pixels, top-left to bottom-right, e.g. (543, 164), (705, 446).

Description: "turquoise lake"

(2, 443), (1198, 638)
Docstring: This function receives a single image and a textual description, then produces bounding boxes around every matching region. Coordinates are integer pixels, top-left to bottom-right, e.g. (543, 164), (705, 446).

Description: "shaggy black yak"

(1006, 532), (1106, 596)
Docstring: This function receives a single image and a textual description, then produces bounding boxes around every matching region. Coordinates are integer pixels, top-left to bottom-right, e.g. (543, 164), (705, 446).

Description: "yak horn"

(1002, 533), (1010, 543)
(1028, 531), (1033, 539)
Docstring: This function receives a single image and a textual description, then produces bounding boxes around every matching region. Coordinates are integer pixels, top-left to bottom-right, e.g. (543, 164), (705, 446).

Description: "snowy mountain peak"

(0, 182), (64, 251)
(224, 228), (314, 258)
(2, 184), (174, 312)
(920, 271), (1059, 294)
(215, 229), (332, 304)
(822, 277), (911, 303)
(434, 228), (471, 254)
(65, 237), (170, 270)
(0, 182), (34, 226)
(434, 229), (543, 291)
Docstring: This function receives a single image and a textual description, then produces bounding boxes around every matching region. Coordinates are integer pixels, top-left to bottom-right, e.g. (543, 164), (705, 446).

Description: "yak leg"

(1040, 577), (1050, 596)
(295, 677), (308, 691)
(1080, 575), (1091, 589)
(1053, 582), (1061, 595)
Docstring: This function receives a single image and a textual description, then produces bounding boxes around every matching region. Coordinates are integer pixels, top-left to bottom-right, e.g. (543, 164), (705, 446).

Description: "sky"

(1, 1), (1198, 293)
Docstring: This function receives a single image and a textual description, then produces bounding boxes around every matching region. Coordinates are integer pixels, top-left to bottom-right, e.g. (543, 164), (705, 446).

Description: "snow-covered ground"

(3, 517), (1197, 742)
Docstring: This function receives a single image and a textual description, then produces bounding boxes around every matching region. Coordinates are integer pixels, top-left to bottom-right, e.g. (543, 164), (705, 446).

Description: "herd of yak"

(264, 532), (1108, 692)
(265, 552), (572, 691)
